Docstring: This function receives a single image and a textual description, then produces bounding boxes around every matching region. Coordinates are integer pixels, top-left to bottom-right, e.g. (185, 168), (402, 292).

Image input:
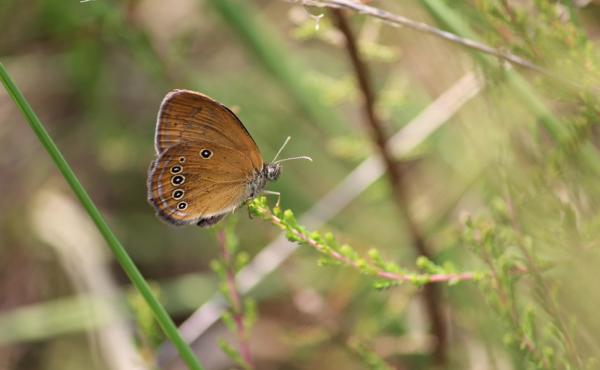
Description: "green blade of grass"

(0, 62), (204, 370)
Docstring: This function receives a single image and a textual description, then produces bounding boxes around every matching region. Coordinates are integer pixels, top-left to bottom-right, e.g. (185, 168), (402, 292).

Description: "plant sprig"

(212, 220), (256, 370)
(248, 197), (484, 288)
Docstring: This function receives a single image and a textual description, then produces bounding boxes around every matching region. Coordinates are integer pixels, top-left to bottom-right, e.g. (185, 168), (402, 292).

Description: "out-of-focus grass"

(0, 273), (215, 345)
(0, 295), (120, 345)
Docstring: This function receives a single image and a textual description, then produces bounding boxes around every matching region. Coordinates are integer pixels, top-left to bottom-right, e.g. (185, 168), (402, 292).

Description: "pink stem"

(265, 210), (484, 284)
(217, 231), (254, 369)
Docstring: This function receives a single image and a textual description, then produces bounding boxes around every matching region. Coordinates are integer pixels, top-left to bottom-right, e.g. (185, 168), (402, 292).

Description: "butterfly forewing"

(147, 142), (254, 225)
(155, 89), (263, 169)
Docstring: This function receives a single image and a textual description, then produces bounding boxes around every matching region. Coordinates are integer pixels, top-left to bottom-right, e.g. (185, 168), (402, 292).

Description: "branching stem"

(253, 201), (480, 285)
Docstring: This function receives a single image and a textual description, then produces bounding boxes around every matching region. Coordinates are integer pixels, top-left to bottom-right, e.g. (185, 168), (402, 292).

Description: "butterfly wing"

(147, 141), (255, 226)
(155, 89), (263, 170)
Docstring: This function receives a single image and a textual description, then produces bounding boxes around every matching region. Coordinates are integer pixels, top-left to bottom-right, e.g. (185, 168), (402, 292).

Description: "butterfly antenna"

(272, 136), (313, 164)
(272, 136), (291, 163)
(274, 156), (313, 164)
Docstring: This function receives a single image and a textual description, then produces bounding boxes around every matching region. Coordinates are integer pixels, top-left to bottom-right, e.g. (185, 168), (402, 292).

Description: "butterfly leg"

(263, 190), (281, 208)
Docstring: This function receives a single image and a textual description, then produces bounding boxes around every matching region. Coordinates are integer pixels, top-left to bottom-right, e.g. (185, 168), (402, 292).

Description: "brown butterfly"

(147, 90), (310, 227)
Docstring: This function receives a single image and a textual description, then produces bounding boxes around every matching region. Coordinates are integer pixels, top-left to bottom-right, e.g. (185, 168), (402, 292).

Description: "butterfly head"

(269, 136), (312, 181)
(264, 162), (282, 181)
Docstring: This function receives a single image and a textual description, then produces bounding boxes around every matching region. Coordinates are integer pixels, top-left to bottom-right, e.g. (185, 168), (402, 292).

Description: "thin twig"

(216, 231), (255, 370)
(331, 9), (447, 364)
(293, 0), (543, 72)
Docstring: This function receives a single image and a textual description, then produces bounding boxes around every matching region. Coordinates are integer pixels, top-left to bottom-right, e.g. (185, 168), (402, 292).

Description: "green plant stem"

(216, 231), (255, 370)
(0, 62), (205, 370)
(251, 199), (482, 285)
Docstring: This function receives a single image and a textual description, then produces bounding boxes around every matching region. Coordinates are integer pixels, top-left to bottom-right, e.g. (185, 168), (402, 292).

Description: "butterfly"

(147, 90), (311, 227)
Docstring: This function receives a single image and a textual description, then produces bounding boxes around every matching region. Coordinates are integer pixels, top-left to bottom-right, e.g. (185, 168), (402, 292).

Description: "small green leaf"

(416, 256), (431, 270)
(285, 230), (302, 242)
(221, 312), (236, 332)
(243, 298), (258, 329)
(409, 274), (430, 287)
(217, 338), (249, 369)
(317, 256), (341, 267)
(368, 248), (381, 261)
(235, 252), (250, 271)
(282, 209), (297, 226)
(339, 244), (358, 261)
(373, 279), (398, 290)
(522, 305), (536, 341)
(324, 232), (337, 247)
(355, 258), (372, 274)
(210, 260), (225, 277)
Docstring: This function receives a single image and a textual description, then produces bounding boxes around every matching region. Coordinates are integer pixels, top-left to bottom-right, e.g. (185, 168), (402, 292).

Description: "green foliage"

(218, 338), (252, 370)
(249, 196), (482, 289)
(462, 207), (583, 369)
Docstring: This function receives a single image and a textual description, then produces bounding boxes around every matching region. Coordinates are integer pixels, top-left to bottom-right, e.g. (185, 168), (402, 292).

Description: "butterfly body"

(247, 163), (281, 199)
(147, 89), (282, 227)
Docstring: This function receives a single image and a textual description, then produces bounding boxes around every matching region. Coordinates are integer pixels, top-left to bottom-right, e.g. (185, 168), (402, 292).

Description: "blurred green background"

(2, 0), (600, 369)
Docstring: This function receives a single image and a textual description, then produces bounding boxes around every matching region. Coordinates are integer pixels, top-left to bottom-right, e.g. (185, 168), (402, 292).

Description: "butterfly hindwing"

(147, 141), (255, 225)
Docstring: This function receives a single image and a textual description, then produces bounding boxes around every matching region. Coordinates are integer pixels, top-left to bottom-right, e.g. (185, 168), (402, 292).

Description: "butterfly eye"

(172, 189), (184, 200)
(200, 149), (213, 159)
(171, 175), (185, 185)
(177, 201), (188, 210)
(170, 165), (183, 174)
